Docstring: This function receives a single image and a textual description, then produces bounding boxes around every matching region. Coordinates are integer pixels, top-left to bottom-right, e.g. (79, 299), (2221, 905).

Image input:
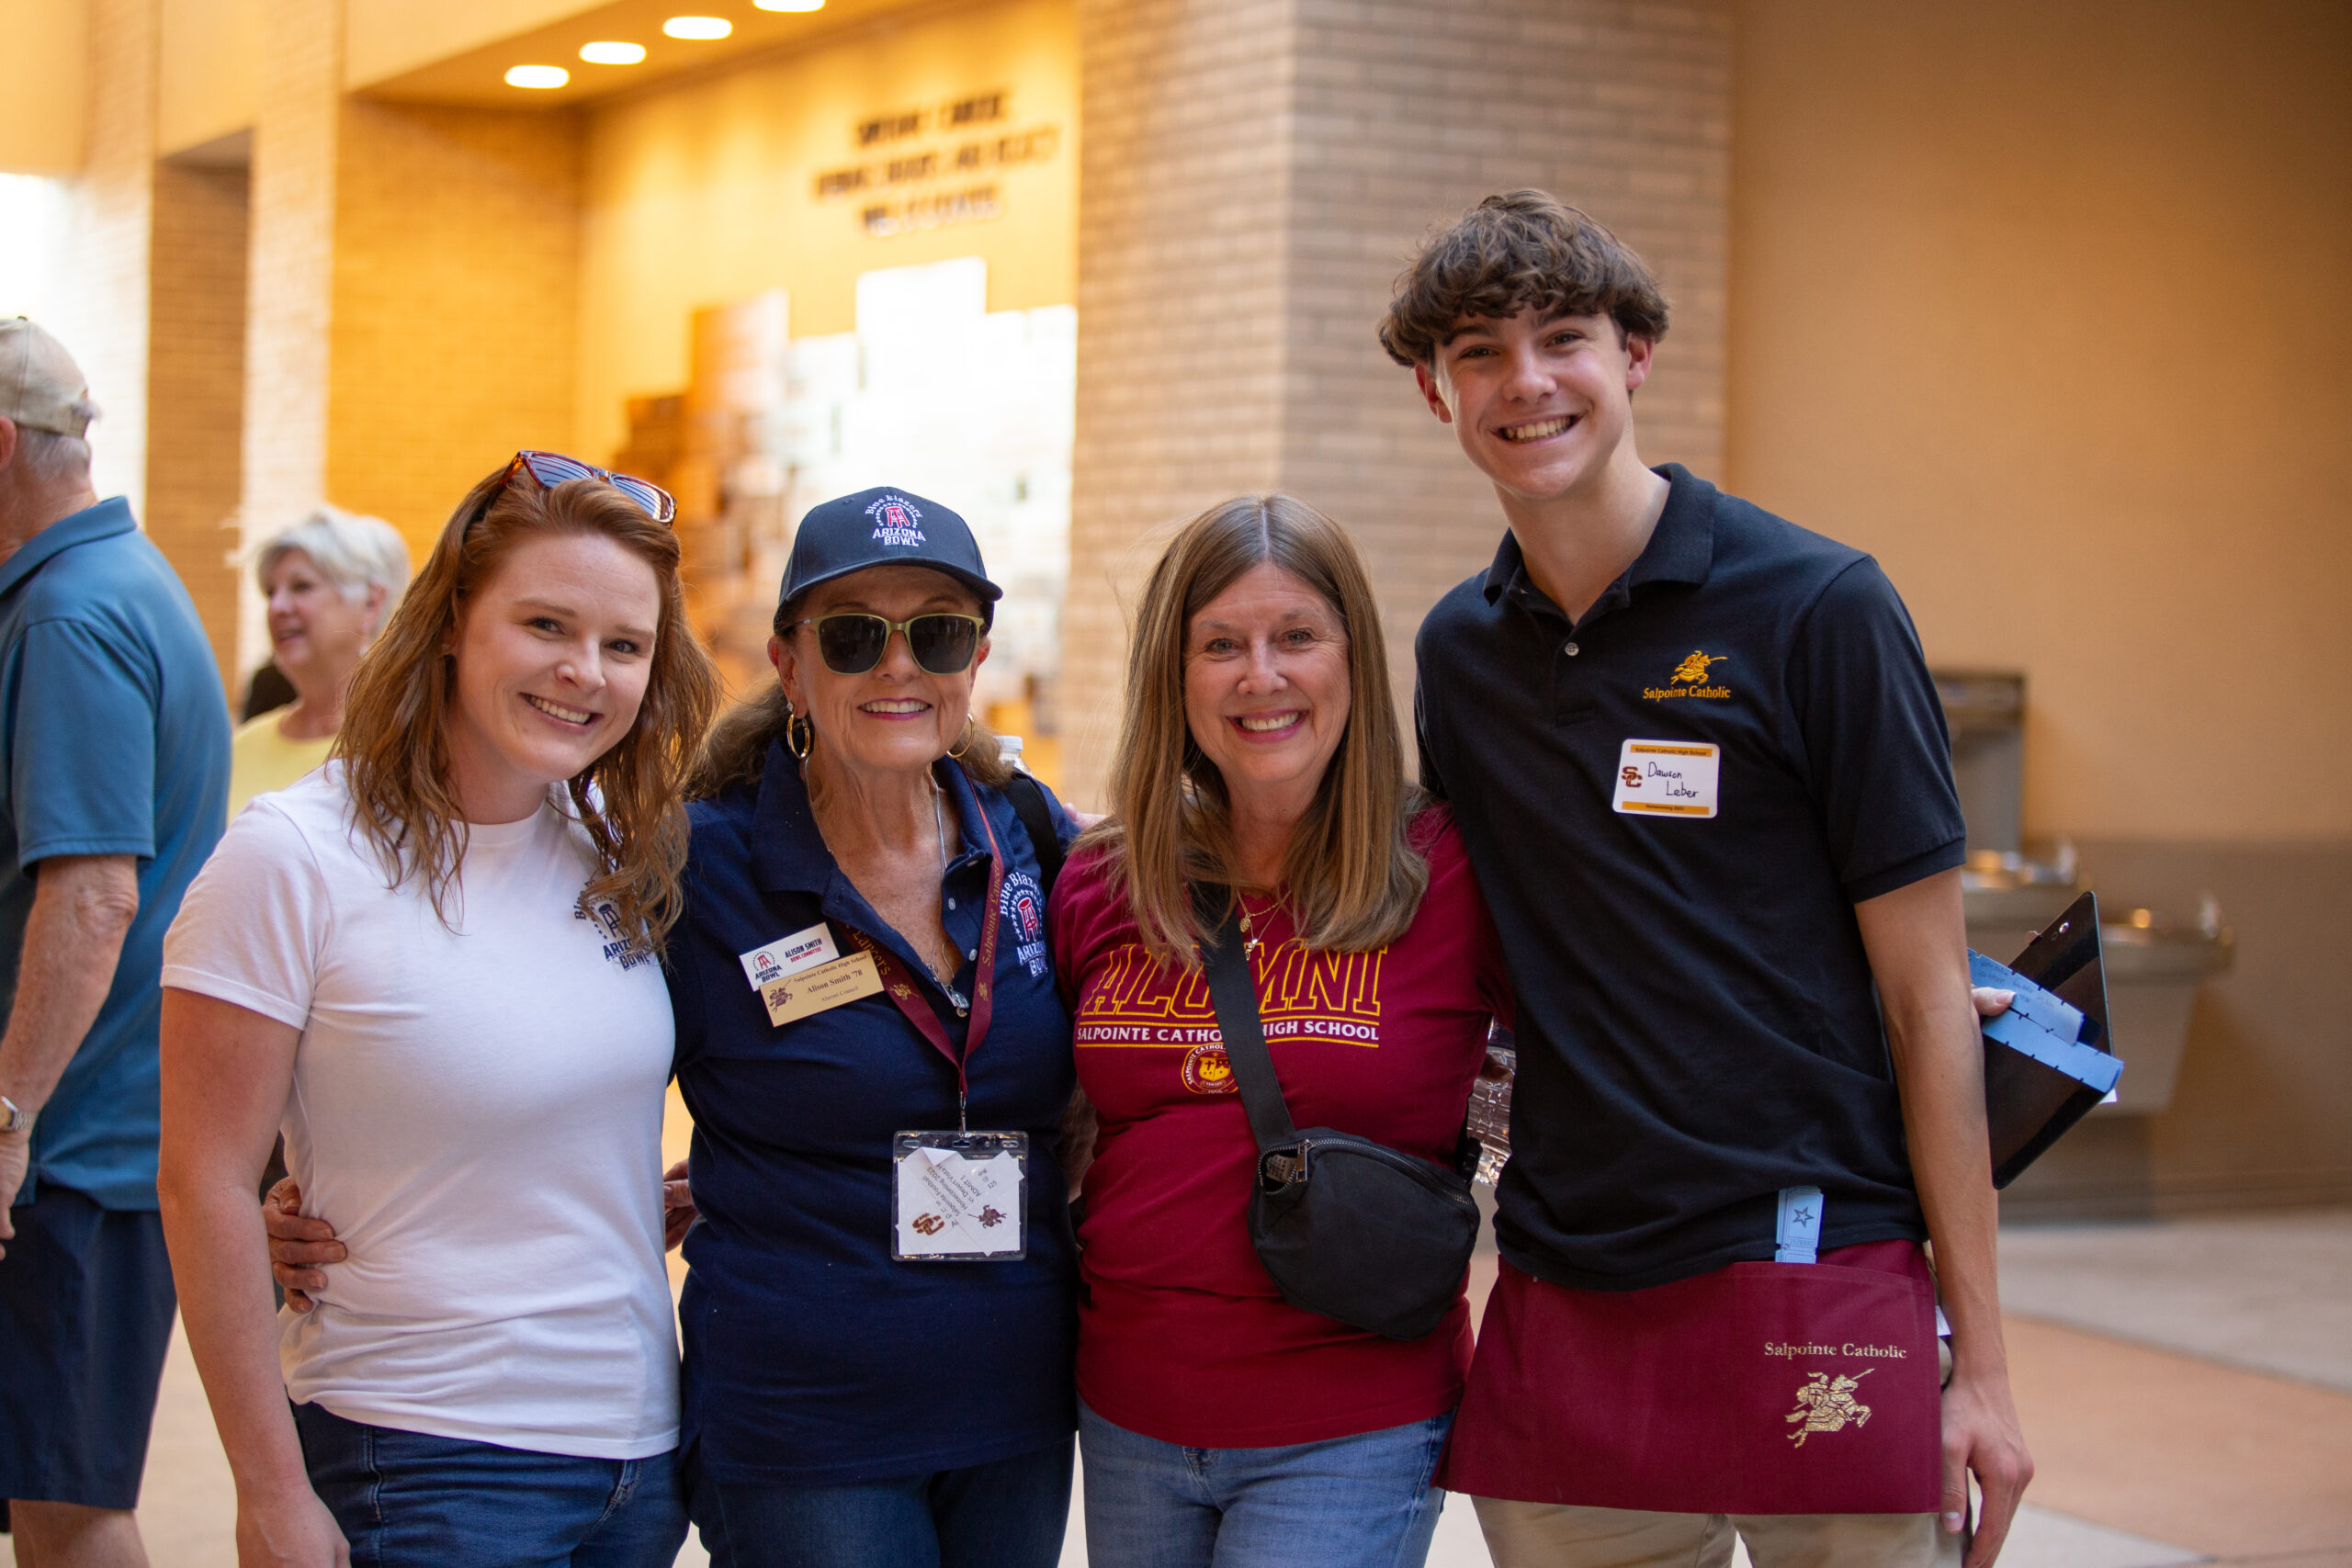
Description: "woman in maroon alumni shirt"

(1049, 494), (1511, 1568)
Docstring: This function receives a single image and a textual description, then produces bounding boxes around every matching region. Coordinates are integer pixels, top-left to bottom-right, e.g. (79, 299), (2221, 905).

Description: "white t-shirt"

(162, 765), (680, 1459)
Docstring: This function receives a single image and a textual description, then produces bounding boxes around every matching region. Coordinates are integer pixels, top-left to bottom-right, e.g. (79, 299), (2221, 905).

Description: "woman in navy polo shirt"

(666, 486), (1080, 1568)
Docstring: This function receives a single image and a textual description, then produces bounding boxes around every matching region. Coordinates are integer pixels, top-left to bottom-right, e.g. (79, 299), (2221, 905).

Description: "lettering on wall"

(814, 91), (1063, 238)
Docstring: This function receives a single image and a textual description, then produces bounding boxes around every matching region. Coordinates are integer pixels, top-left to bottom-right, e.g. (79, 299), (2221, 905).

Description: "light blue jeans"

(1079, 1400), (1452, 1568)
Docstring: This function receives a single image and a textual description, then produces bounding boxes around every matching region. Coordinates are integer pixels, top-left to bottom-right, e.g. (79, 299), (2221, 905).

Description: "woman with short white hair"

(229, 506), (411, 816)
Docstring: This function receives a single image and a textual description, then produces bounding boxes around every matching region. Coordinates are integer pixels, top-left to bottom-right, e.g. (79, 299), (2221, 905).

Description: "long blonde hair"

(334, 465), (719, 947)
(1084, 494), (1427, 965)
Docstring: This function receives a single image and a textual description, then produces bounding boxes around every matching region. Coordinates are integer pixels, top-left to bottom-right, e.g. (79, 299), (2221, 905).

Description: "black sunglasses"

(786, 613), (988, 675)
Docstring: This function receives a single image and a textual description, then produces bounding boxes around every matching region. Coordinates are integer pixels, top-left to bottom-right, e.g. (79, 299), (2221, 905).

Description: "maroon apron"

(1440, 1240), (1941, 1516)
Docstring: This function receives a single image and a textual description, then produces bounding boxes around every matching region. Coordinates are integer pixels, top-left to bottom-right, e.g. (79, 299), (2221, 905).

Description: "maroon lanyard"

(842, 791), (1006, 1127)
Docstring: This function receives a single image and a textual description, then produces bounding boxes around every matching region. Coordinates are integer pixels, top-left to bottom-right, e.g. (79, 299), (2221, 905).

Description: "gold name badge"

(763, 950), (885, 1027)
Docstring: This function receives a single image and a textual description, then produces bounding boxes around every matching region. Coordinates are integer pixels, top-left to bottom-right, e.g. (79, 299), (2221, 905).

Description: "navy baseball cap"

(779, 486), (1002, 615)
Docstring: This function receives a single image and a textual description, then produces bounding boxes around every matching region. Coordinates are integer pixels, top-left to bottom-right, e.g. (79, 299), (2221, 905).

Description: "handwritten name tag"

(1611, 739), (1720, 819)
(762, 950), (885, 1027)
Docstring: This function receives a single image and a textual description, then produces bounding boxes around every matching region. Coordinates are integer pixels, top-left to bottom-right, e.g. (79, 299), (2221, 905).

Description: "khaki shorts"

(1473, 1497), (1963, 1568)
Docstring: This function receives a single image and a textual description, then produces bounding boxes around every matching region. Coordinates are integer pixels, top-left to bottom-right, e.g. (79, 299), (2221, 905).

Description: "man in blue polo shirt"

(0, 319), (230, 1565)
(1387, 196), (2030, 1567)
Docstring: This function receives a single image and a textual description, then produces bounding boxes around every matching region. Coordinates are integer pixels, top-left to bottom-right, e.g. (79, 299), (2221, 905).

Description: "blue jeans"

(292, 1402), (686, 1568)
(688, 1437), (1074, 1568)
(1079, 1400), (1453, 1568)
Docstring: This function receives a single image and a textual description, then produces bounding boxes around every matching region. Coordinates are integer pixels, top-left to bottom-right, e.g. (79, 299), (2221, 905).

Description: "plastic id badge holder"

(892, 1130), (1029, 1260)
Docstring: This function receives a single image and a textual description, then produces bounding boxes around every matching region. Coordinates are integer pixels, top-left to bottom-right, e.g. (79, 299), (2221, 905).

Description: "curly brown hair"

(1378, 189), (1670, 367)
(1078, 494), (1427, 967)
(333, 465), (720, 949)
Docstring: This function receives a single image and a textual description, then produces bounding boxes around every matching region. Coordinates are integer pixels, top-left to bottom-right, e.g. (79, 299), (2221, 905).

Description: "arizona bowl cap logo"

(1001, 873), (1046, 943)
(865, 492), (927, 547)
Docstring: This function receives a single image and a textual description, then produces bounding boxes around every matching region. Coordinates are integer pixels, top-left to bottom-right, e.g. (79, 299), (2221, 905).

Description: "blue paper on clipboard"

(1970, 950), (2124, 1096)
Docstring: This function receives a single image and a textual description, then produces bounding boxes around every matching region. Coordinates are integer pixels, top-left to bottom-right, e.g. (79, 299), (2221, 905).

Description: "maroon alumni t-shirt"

(1050, 807), (1512, 1449)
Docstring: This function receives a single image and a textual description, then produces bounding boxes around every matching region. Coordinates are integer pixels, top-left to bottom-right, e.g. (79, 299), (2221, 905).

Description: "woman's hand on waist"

(663, 1157), (697, 1250)
(263, 1177), (344, 1313)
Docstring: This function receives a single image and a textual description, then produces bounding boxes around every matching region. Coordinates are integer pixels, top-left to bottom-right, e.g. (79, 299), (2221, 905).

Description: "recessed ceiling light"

(504, 63), (570, 88)
(579, 40), (648, 64)
(662, 16), (731, 38)
(755, 0), (825, 10)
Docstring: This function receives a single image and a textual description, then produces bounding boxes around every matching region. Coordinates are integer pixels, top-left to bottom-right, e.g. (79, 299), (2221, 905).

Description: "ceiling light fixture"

(504, 63), (571, 88)
(755, 0), (826, 11)
(662, 16), (732, 38)
(579, 40), (648, 64)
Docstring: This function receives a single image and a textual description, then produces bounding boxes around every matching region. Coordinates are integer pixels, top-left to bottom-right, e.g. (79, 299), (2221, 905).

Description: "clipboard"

(1976, 891), (2120, 1188)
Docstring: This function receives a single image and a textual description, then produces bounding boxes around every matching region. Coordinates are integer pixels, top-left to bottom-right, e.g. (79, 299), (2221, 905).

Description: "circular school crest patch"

(1182, 1043), (1238, 1095)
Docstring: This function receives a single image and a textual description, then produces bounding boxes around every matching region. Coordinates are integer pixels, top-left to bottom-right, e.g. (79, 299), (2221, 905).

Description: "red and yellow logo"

(1181, 1043), (1238, 1094)
(1073, 941), (1386, 1049)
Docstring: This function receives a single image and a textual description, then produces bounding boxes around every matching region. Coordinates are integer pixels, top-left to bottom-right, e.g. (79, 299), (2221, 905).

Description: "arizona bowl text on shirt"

(1049, 807), (1511, 1450)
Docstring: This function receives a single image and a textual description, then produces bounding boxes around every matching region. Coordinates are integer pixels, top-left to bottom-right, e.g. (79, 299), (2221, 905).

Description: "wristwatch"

(0, 1095), (29, 1135)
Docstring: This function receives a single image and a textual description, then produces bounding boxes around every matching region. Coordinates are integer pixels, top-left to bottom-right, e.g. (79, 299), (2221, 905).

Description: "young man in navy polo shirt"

(1389, 194), (2030, 1567)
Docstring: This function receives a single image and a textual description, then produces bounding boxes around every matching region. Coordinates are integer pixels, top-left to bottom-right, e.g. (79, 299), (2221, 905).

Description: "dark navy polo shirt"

(668, 744), (1079, 1485)
(0, 498), (229, 1211)
(1415, 465), (1965, 1292)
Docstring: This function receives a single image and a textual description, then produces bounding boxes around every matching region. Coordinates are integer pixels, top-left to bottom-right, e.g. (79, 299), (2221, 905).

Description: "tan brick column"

(235, 0), (343, 678)
(1062, 0), (1299, 803)
(147, 161), (249, 696)
(60, 0), (159, 513)
(1062, 0), (1730, 805)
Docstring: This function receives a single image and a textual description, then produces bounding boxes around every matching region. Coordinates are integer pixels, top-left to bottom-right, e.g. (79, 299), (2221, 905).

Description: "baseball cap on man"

(779, 486), (1002, 615)
(0, 319), (93, 437)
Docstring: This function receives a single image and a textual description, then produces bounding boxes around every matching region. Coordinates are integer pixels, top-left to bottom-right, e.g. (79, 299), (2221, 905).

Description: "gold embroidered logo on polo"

(1644, 649), (1731, 702)
(1784, 1369), (1874, 1447)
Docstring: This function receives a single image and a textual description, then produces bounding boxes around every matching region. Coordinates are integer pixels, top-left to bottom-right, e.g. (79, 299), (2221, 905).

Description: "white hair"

(13, 398), (99, 482)
(254, 506), (412, 607)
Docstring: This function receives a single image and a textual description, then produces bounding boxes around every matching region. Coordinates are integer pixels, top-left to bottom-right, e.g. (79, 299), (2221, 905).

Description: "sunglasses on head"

(484, 449), (677, 525)
(786, 612), (988, 676)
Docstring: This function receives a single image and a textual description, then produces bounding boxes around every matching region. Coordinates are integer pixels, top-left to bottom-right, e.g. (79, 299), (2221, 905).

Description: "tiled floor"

(7, 1210), (2346, 1566)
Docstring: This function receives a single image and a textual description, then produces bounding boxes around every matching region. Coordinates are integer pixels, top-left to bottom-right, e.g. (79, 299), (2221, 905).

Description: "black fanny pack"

(1195, 888), (1481, 1341)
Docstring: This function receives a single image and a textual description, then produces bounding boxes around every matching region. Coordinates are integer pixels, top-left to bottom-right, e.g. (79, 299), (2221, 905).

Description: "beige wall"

(158, 0), (260, 156)
(342, 0), (606, 91)
(575, 0), (1079, 463)
(0, 0), (88, 175)
(325, 100), (583, 556)
(1727, 0), (2352, 845)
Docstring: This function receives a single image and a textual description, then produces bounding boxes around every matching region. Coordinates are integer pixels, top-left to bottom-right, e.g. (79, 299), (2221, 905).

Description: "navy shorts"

(0, 1184), (177, 1515)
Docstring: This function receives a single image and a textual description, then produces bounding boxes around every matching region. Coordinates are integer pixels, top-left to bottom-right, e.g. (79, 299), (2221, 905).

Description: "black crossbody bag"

(1194, 888), (1481, 1341)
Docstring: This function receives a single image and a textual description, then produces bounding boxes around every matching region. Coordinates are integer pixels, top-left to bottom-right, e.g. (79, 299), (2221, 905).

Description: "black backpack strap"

(1004, 772), (1067, 899)
(1193, 886), (1298, 1157)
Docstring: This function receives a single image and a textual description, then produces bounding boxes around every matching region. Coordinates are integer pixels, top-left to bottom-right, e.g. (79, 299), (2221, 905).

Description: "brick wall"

(145, 158), (248, 697)
(1063, 0), (1730, 804)
(58, 0), (157, 514)
(1064, 0), (1299, 799)
(237, 0), (341, 677)
(325, 101), (583, 559)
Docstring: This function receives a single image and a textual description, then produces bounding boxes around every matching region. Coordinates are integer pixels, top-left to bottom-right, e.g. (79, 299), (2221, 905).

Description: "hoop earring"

(947, 714), (976, 760)
(786, 712), (814, 761)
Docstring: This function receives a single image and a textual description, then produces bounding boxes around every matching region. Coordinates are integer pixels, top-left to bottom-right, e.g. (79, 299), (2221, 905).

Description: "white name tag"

(1611, 739), (1720, 818)
(892, 1132), (1028, 1260)
(740, 922), (840, 989)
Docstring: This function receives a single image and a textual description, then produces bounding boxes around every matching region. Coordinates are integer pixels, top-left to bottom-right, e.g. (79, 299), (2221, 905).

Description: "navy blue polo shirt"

(0, 498), (229, 1211)
(669, 744), (1079, 1485)
(1415, 465), (1966, 1292)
